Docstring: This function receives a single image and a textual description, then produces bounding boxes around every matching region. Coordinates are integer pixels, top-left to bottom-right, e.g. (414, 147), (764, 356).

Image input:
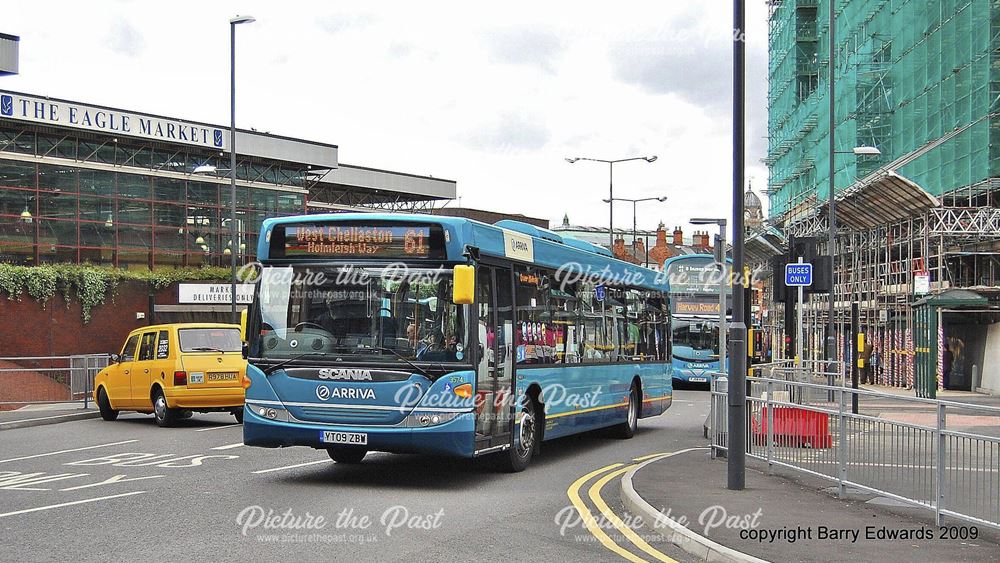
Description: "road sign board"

(785, 263), (813, 287)
(595, 284), (606, 302)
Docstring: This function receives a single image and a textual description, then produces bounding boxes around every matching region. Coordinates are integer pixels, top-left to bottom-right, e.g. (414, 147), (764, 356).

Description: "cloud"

(460, 111), (550, 153)
(609, 35), (731, 109)
(317, 14), (376, 34)
(388, 41), (413, 58)
(482, 26), (564, 73)
(106, 21), (144, 56)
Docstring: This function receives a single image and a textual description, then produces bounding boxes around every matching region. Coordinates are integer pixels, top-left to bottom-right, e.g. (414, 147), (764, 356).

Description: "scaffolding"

(765, 0), (1000, 389)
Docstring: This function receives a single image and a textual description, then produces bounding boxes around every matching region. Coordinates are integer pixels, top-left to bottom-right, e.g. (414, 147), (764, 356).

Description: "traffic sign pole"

(783, 259), (813, 367)
(796, 257), (804, 366)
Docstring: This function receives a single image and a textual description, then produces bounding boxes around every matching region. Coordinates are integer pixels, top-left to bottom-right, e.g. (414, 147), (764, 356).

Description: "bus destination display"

(274, 223), (446, 259)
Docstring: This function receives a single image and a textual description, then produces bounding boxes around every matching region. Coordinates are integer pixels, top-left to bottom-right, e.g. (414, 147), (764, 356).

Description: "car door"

(111, 334), (140, 408)
(131, 331), (158, 407)
(150, 329), (173, 392)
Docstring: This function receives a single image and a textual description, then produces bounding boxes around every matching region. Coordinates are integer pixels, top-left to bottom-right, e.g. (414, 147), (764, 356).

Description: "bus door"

(474, 265), (514, 452)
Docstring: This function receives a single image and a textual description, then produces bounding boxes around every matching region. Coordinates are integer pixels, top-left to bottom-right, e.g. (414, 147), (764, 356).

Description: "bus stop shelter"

(913, 289), (991, 398)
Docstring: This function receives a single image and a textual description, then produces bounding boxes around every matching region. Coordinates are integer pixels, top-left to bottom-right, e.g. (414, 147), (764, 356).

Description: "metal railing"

(710, 372), (1000, 529)
(0, 355), (109, 409)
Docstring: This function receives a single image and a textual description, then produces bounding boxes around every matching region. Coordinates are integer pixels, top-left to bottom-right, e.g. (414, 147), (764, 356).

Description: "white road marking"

(211, 442), (244, 450)
(252, 459), (332, 474)
(0, 491), (147, 519)
(0, 440), (138, 465)
(195, 424), (241, 432)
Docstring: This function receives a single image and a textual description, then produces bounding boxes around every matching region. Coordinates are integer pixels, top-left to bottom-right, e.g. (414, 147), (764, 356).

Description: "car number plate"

(208, 372), (238, 381)
(688, 376), (707, 382)
(320, 431), (368, 445)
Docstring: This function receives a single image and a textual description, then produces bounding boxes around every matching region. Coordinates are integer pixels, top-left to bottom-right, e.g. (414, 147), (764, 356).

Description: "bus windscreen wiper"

(259, 352), (331, 375)
(329, 345), (433, 380)
(366, 346), (435, 379)
(188, 346), (225, 353)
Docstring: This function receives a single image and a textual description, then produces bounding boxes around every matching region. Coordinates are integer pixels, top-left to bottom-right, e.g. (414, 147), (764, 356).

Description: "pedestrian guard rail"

(710, 369), (1000, 530)
(0, 354), (110, 409)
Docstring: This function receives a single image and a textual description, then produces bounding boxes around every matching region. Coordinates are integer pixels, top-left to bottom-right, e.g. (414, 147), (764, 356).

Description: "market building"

(0, 90), (455, 268)
(0, 89), (456, 357)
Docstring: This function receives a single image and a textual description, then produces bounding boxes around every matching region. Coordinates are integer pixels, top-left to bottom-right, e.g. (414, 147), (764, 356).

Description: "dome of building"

(744, 189), (762, 211)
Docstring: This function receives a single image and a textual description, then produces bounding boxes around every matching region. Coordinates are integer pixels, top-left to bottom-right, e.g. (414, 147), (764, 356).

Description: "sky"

(3, 0), (770, 240)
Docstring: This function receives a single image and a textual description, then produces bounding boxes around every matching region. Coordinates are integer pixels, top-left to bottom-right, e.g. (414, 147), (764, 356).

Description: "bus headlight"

(249, 403), (288, 422)
(404, 411), (464, 428)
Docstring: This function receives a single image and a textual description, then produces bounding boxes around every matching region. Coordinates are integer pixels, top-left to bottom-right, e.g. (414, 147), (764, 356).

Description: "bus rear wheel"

(502, 397), (537, 472)
(613, 382), (639, 439)
(327, 446), (367, 464)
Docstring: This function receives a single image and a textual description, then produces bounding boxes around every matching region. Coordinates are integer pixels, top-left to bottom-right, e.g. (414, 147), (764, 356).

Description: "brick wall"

(0, 359), (71, 410)
(0, 280), (201, 357)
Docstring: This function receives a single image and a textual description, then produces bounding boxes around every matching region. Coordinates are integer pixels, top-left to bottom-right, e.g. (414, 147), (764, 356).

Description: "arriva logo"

(318, 368), (373, 381)
(315, 385), (376, 401)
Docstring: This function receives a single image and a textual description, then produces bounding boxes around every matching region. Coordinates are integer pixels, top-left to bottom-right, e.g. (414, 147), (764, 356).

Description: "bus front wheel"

(502, 398), (538, 472)
(327, 446), (367, 464)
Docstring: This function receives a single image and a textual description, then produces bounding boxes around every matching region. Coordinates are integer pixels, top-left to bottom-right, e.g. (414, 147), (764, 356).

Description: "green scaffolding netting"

(767, 0), (999, 219)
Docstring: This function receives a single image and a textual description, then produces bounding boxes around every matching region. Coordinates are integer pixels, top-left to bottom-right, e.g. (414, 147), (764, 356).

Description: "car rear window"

(178, 328), (242, 353)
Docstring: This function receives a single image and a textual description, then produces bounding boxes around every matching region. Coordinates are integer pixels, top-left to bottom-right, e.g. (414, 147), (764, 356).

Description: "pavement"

(625, 448), (1000, 562)
(0, 402), (99, 430)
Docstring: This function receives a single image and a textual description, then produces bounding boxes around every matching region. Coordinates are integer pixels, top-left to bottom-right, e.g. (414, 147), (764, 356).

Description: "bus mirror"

(453, 265), (475, 305)
(240, 308), (248, 342)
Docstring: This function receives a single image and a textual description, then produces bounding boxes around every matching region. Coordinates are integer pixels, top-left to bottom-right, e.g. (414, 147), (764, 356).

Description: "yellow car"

(94, 323), (247, 427)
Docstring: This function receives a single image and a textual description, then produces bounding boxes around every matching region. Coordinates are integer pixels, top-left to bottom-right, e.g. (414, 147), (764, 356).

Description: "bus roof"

(258, 212), (669, 292)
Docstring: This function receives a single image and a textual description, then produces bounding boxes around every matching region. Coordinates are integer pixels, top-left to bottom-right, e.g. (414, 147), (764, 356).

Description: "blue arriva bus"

(663, 254), (731, 385)
(242, 213), (672, 471)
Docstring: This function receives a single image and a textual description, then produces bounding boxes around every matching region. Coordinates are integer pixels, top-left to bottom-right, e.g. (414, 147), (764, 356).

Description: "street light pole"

(604, 196), (668, 260)
(609, 163), (614, 249)
(565, 156), (658, 249)
(691, 218), (728, 377)
(632, 198), (636, 249)
(229, 15), (255, 325)
(729, 0), (748, 491)
(826, 0), (837, 365)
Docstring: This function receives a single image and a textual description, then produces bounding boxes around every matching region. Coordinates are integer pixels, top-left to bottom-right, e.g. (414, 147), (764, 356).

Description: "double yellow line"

(566, 453), (677, 563)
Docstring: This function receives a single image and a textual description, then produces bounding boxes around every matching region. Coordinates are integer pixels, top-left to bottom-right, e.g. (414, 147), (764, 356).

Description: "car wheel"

(501, 397), (537, 472)
(97, 387), (119, 421)
(233, 408), (244, 424)
(152, 389), (179, 427)
(613, 382), (639, 439)
(326, 446), (367, 463)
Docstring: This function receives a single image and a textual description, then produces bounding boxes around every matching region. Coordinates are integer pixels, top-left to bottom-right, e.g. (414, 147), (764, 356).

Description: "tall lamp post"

(229, 14), (255, 324)
(730, 0), (747, 491)
(602, 196), (668, 254)
(565, 155), (657, 248)
(691, 218), (728, 376)
(827, 145), (881, 362)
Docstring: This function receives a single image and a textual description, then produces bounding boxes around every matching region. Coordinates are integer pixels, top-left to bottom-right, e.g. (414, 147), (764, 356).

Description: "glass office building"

(0, 90), (455, 268)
